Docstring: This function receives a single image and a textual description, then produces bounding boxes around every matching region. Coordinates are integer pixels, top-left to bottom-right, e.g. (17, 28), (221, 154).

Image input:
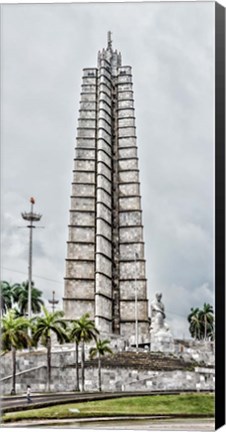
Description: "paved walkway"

(2, 416), (215, 430)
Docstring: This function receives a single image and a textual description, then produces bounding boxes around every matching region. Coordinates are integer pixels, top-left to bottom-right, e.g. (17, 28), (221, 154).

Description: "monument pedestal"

(150, 329), (175, 353)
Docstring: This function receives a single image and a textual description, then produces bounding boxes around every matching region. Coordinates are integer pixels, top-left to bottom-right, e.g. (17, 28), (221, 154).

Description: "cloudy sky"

(1, 2), (215, 338)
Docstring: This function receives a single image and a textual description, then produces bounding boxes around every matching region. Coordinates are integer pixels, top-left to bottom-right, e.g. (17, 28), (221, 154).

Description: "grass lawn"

(3, 393), (214, 423)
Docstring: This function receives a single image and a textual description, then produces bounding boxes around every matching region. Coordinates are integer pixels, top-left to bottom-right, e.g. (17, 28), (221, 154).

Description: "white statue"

(150, 292), (174, 353)
(150, 292), (170, 334)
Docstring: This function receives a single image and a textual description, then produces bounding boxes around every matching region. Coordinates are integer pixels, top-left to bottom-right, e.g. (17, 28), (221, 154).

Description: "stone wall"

(0, 349), (214, 395)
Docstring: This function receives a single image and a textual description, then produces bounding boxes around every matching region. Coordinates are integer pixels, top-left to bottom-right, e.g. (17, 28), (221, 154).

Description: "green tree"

(188, 304), (214, 341)
(0, 281), (20, 316)
(69, 320), (81, 392)
(188, 307), (202, 340)
(1, 310), (31, 394)
(74, 313), (99, 392)
(199, 303), (214, 341)
(89, 339), (113, 391)
(32, 307), (68, 391)
(13, 281), (44, 316)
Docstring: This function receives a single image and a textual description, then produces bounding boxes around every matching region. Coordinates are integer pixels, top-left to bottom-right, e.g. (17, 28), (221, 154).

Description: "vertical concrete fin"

(63, 68), (98, 321)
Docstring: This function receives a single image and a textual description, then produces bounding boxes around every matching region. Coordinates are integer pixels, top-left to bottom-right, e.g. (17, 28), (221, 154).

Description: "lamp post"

(21, 197), (42, 328)
(48, 291), (59, 313)
(134, 252), (139, 353)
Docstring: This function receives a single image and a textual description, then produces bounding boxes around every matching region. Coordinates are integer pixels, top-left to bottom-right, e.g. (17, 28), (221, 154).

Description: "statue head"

(155, 292), (162, 301)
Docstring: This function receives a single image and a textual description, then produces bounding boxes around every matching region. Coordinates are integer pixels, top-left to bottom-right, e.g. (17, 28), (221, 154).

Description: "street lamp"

(48, 291), (59, 313)
(21, 197), (42, 327)
(134, 252), (139, 353)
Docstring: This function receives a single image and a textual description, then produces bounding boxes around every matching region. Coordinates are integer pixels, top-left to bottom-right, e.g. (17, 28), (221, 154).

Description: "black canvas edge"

(215, 2), (225, 430)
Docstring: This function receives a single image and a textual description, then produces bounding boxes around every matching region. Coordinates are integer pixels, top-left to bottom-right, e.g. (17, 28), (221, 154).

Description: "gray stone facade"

(63, 33), (149, 343)
(0, 347), (214, 395)
(1, 365), (215, 395)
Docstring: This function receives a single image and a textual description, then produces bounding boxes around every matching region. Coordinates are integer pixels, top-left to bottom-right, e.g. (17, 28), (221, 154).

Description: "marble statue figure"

(150, 292), (169, 333)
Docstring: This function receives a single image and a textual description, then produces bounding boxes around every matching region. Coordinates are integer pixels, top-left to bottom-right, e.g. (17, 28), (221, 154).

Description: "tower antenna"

(107, 31), (112, 49)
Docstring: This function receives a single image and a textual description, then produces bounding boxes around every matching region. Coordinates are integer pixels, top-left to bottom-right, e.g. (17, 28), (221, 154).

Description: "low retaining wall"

(0, 344), (215, 395)
(0, 363), (214, 394)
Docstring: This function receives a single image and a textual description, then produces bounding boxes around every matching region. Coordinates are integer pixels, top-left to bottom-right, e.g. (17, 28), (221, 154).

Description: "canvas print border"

(0, 1), (225, 430)
(215, 2), (225, 430)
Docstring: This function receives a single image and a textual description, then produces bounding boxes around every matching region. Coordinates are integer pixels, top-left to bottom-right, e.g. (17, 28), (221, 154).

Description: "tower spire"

(107, 31), (112, 50)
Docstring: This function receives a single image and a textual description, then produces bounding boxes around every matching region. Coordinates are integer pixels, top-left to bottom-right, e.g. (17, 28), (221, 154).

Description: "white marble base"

(150, 329), (175, 353)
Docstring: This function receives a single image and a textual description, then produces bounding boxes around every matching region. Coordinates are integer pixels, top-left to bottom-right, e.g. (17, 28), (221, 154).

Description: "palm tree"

(11, 307), (23, 318)
(32, 306), (68, 391)
(89, 339), (113, 391)
(188, 304), (214, 341)
(207, 322), (215, 341)
(0, 281), (20, 316)
(0, 281), (12, 316)
(13, 281), (44, 316)
(75, 313), (99, 392)
(1, 310), (31, 394)
(199, 303), (214, 341)
(69, 320), (81, 391)
(191, 313), (202, 340)
(187, 307), (201, 340)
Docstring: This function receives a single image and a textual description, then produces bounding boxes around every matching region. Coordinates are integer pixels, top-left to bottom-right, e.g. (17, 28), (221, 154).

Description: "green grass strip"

(3, 393), (214, 423)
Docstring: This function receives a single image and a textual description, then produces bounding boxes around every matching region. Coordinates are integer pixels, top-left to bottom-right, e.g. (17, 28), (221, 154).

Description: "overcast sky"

(1, 2), (215, 338)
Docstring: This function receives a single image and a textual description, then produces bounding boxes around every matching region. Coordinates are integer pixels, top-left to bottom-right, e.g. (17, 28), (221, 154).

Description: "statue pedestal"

(150, 329), (175, 353)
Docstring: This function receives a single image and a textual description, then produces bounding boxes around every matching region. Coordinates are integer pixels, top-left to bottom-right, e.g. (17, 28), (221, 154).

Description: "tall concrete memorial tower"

(63, 33), (149, 344)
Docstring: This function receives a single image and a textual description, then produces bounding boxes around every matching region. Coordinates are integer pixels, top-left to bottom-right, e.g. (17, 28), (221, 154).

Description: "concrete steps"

(84, 351), (206, 371)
